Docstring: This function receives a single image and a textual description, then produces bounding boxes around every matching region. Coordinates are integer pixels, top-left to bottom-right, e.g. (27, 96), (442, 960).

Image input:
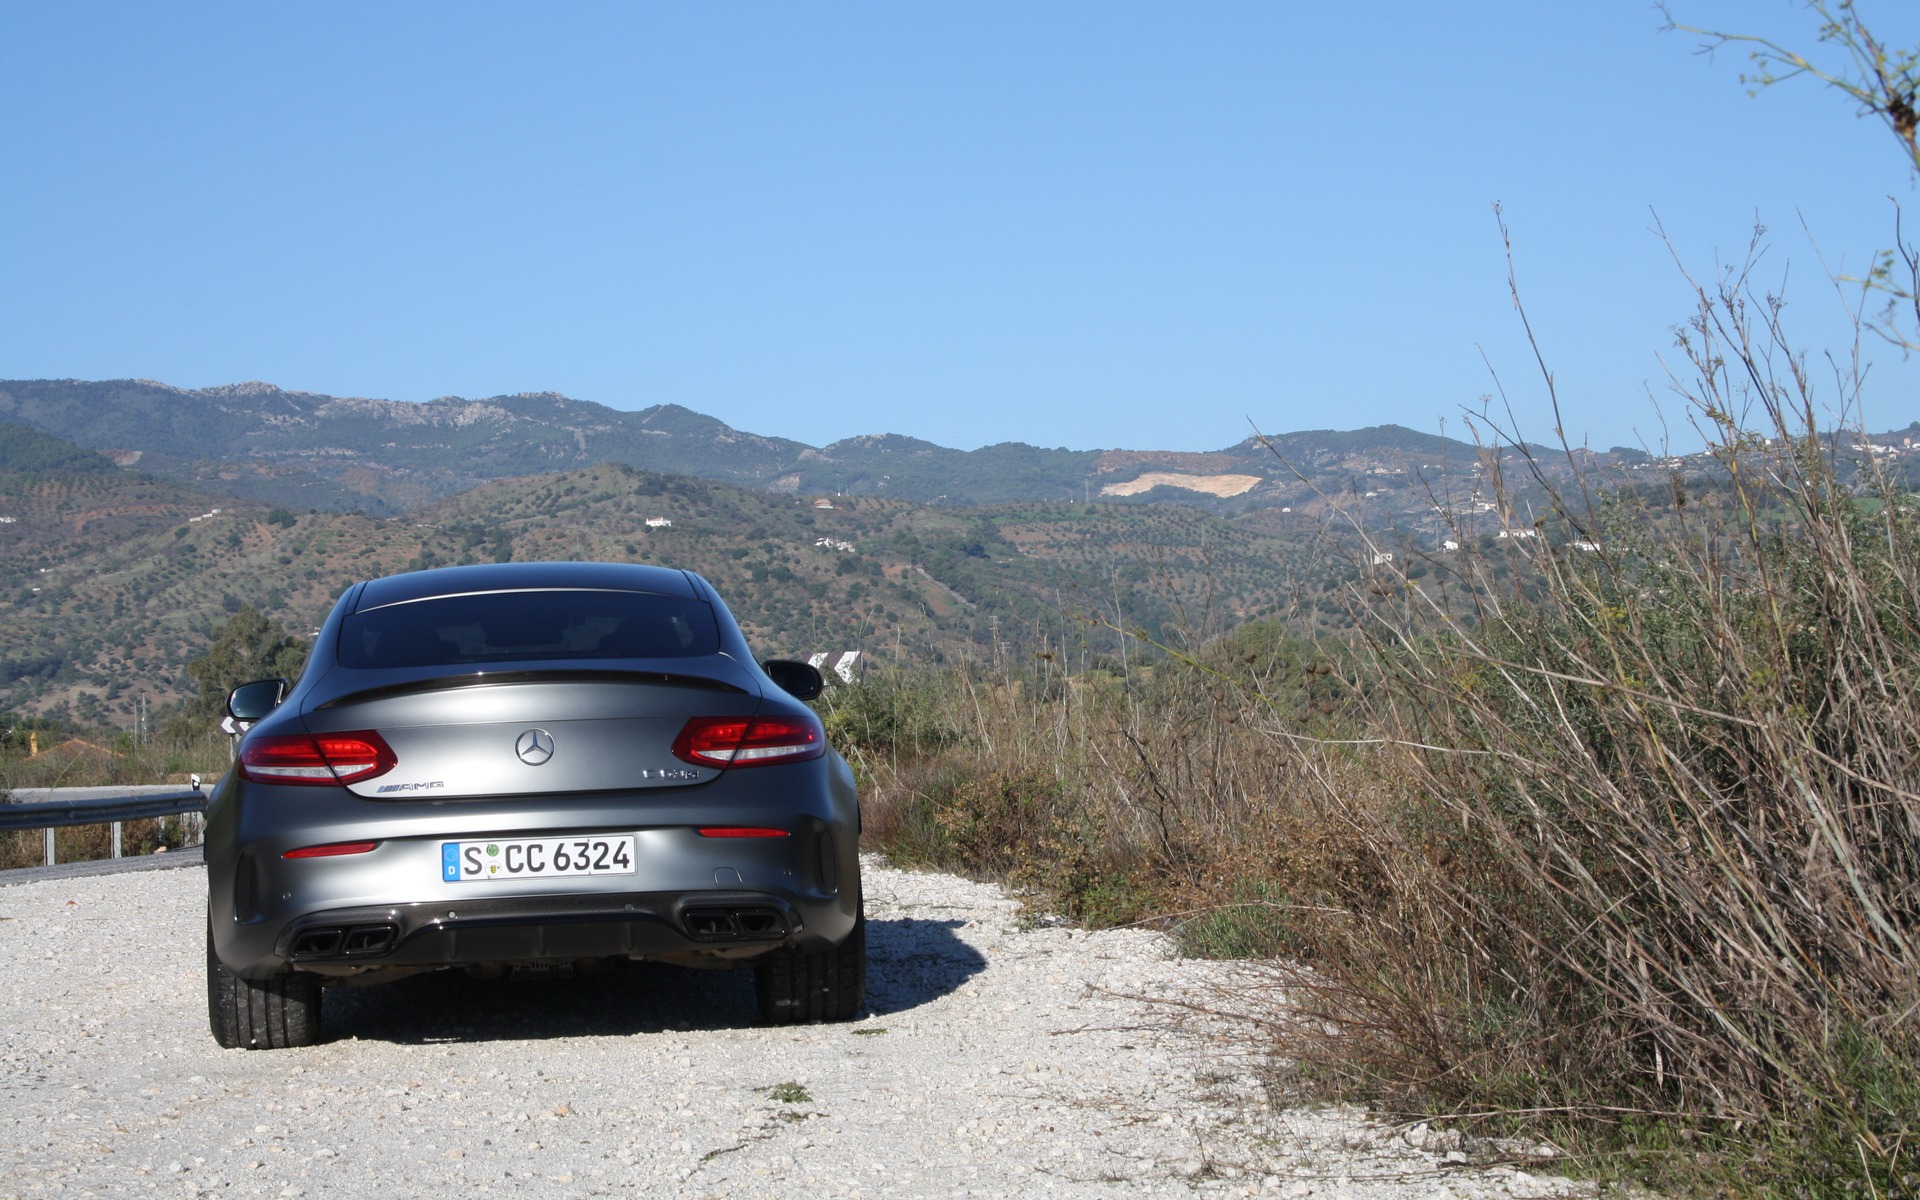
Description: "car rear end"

(204, 562), (862, 1046)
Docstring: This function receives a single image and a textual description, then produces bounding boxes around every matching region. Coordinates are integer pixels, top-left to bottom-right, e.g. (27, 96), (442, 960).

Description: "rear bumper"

(273, 889), (814, 975)
(204, 755), (863, 979)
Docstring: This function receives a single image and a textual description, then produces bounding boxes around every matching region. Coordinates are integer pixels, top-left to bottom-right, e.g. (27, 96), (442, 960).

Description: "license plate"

(441, 835), (637, 883)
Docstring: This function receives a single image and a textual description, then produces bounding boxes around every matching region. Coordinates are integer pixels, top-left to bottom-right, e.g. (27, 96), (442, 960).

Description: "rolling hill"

(0, 446), (1334, 727)
(0, 377), (1561, 519)
(7, 377), (1916, 731)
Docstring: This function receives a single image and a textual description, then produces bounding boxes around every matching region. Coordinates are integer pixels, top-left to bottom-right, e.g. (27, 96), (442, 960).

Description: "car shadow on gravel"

(322, 916), (988, 1045)
(862, 917), (988, 1014)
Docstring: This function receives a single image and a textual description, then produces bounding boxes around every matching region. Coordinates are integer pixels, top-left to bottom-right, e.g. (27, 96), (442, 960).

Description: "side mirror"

(227, 678), (290, 722)
(761, 659), (824, 701)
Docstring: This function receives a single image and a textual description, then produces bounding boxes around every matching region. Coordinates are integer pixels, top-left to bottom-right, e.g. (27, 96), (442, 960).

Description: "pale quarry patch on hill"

(1101, 472), (1263, 498)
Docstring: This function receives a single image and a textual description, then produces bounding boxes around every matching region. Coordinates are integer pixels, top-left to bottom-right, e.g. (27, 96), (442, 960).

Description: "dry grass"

(0, 817), (201, 871)
(845, 260), (1920, 1193)
(828, 629), (1351, 929)
(1239, 253), (1920, 1193)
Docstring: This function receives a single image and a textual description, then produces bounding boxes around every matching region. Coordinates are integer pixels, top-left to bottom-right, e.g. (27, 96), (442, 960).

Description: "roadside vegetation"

(840, 8), (1920, 1193)
(841, 373), (1918, 1195)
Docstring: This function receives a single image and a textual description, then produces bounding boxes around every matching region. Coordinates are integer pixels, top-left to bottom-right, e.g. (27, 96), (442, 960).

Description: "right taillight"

(240, 731), (397, 786)
(671, 713), (825, 769)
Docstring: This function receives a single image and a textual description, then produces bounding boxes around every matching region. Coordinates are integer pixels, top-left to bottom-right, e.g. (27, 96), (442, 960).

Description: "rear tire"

(207, 919), (322, 1049)
(755, 903), (865, 1024)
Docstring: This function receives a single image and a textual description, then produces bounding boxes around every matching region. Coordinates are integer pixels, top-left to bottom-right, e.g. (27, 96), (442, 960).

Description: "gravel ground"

(0, 857), (1593, 1199)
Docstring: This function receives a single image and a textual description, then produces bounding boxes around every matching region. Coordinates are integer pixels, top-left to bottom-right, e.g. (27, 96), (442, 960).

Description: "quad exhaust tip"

(290, 923), (398, 959)
(682, 907), (787, 942)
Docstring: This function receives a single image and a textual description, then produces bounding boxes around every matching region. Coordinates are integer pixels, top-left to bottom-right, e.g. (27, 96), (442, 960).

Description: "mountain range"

(0, 377), (1550, 519)
(3, 376), (1916, 729)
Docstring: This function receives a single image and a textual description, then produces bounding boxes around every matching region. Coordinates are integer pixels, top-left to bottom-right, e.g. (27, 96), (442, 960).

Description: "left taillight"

(239, 731), (397, 786)
(671, 713), (826, 769)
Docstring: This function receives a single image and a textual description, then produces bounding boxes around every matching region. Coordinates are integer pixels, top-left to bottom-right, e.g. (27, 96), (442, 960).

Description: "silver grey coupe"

(204, 561), (863, 1048)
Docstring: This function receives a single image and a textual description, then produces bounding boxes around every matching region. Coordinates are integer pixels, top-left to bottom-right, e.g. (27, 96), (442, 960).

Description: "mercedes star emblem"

(515, 728), (556, 766)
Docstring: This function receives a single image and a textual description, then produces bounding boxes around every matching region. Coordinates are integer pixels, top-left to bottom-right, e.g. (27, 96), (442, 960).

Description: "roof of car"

(352, 561), (701, 612)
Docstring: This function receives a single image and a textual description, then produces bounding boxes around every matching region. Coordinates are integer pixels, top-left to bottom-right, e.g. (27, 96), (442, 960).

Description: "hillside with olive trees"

(0, 438), (1339, 728)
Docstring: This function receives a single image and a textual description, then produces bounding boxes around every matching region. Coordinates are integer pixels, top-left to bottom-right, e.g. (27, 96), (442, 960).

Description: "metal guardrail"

(1, 787), (208, 866)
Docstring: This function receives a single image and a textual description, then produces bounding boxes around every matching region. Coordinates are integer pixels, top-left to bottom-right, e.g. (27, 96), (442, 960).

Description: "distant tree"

(182, 607), (309, 727)
(0, 422), (115, 473)
(0, 710), (75, 757)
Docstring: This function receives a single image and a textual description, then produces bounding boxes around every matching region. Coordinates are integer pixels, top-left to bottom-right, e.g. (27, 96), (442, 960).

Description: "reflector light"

(695, 827), (791, 839)
(240, 730), (398, 786)
(283, 841), (381, 859)
(671, 714), (825, 769)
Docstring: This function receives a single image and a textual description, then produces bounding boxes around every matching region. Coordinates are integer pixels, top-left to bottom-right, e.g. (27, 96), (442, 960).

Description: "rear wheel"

(206, 920), (322, 1049)
(755, 902), (865, 1024)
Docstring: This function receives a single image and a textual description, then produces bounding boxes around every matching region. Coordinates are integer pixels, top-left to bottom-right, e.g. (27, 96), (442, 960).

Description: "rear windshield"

(339, 589), (721, 669)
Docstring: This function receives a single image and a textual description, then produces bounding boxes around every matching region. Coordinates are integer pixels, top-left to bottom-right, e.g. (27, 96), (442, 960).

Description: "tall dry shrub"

(837, 630), (1348, 931)
(1258, 249), (1920, 1194)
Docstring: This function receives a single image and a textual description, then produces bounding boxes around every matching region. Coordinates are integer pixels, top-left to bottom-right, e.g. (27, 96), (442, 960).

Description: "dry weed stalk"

(1255, 228), (1920, 1193)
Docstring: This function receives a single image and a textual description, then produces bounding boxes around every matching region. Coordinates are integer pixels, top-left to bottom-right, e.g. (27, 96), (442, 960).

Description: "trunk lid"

(300, 672), (760, 799)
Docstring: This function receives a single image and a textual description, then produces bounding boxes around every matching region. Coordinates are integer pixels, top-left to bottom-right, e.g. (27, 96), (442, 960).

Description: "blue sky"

(3, 2), (1915, 454)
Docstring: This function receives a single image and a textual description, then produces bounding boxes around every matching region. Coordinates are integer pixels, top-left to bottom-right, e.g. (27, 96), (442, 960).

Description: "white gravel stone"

(0, 856), (1599, 1198)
